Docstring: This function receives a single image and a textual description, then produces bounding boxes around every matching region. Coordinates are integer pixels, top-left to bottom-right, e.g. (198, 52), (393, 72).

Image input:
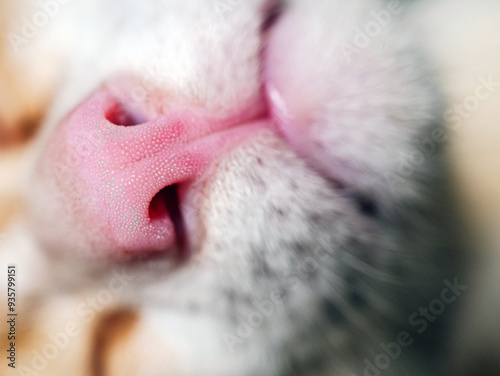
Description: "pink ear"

(39, 84), (271, 259)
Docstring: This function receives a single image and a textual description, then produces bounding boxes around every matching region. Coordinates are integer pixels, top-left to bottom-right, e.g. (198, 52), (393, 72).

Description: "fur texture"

(0, 0), (497, 375)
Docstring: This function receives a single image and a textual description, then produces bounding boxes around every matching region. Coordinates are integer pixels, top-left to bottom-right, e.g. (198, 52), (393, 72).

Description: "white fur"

(3, 0), (492, 375)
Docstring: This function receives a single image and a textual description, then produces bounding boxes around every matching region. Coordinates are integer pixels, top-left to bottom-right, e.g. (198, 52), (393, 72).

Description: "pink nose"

(45, 85), (270, 258)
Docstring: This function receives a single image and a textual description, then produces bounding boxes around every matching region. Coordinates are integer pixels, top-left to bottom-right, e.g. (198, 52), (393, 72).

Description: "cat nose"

(44, 85), (270, 259)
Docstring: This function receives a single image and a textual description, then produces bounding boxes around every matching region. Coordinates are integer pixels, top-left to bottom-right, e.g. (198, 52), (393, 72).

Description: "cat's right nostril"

(105, 101), (146, 127)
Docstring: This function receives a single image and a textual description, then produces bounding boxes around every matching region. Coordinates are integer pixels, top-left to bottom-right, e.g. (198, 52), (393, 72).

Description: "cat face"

(4, 0), (461, 375)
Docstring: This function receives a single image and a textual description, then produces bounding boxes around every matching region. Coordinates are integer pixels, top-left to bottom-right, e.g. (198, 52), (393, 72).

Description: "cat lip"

(50, 85), (273, 260)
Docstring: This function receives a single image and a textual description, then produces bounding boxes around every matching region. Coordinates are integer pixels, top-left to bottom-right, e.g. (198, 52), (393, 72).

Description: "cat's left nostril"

(149, 185), (187, 257)
(105, 101), (146, 127)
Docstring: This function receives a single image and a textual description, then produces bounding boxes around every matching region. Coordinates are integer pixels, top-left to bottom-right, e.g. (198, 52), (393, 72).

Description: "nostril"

(149, 186), (171, 221)
(105, 101), (146, 127)
(149, 185), (187, 256)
